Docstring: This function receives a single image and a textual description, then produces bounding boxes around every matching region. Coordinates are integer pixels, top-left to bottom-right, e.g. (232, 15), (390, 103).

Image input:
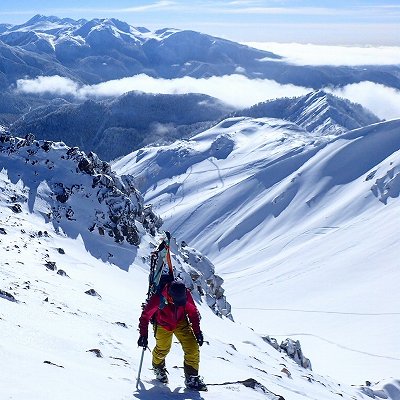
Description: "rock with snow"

(280, 339), (312, 370)
(0, 289), (18, 302)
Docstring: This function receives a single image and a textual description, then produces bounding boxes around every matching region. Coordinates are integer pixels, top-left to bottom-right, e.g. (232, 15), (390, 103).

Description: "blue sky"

(0, 0), (399, 44)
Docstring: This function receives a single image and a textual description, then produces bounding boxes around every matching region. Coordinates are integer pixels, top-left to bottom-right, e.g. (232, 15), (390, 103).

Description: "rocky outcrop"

(0, 133), (233, 318)
(0, 134), (160, 246)
(263, 336), (312, 370)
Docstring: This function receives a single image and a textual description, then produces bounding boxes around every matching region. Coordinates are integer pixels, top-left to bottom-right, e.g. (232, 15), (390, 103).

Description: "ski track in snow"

(235, 307), (400, 316)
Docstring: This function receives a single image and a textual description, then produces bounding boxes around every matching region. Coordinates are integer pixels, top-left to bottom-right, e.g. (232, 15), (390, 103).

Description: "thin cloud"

(225, 6), (349, 16)
(103, 1), (176, 13)
(0, 1), (177, 18)
(246, 42), (400, 66)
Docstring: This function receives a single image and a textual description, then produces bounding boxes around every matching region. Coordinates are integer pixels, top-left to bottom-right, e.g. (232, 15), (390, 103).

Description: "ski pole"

(136, 346), (146, 390)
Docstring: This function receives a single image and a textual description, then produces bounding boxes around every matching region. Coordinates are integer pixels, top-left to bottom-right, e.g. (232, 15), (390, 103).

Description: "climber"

(137, 280), (207, 391)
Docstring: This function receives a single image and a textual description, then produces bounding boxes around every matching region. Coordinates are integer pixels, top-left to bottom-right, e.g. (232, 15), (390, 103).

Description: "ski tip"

(164, 231), (171, 241)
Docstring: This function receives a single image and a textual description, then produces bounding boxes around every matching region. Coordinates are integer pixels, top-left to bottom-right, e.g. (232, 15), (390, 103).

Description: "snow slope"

(112, 116), (400, 385)
(1, 135), (398, 399)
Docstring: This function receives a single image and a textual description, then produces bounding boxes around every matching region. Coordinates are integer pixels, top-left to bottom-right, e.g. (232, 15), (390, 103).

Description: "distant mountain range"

(1, 15), (399, 89)
(0, 15), (396, 159)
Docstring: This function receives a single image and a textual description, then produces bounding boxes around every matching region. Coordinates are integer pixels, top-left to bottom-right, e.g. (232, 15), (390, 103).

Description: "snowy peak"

(236, 90), (380, 136)
(292, 90), (379, 134)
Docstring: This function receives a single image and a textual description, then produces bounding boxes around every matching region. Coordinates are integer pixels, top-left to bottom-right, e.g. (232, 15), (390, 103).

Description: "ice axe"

(135, 346), (147, 390)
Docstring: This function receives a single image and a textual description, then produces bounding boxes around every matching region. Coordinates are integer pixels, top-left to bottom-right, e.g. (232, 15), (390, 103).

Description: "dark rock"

(85, 289), (101, 298)
(78, 157), (94, 174)
(87, 348), (103, 358)
(10, 204), (22, 213)
(114, 321), (128, 328)
(67, 147), (79, 157)
(121, 224), (140, 245)
(43, 361), (64, 368)
(56, 193), (69, 203)
(41, 141), (51, 152)
(110, 356), (129, 364)
(66, 208), (75, 220)
(57, 248), (65, 254)
(0, 228), (6, 234)
(57, 269), (69, 277)
(0, 289), (17, 302)
(45, 261), (57, 271)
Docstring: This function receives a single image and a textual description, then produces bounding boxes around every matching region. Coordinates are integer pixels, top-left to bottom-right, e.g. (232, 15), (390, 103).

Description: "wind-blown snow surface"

(2, 139), (396, 399)
(113, 116), (400, 386)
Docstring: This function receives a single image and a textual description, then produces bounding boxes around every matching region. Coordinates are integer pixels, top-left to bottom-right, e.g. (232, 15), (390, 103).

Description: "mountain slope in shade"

(112, 116), (400, 384)
(9, 91), (233, 160)
(234, 90), (381, 136)
(2, 134), (398, 399)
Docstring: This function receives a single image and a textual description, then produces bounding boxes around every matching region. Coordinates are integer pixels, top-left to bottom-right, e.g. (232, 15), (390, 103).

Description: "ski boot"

(185, 375), (207, 391)
(153, 366), (169, 383)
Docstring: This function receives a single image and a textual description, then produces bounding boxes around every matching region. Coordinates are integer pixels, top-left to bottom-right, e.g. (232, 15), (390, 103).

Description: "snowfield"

(1, 196), (398, 400)
(113, 116), (400, 387)
(0, 134), (400, 400)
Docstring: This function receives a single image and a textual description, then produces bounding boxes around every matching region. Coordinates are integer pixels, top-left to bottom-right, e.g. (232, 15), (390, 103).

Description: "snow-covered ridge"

(234, 90), (380, 136)
(0, 133), (232, 318)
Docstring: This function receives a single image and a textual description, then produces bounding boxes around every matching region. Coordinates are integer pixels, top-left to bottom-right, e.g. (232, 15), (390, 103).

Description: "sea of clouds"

(15, 44), (400, 120)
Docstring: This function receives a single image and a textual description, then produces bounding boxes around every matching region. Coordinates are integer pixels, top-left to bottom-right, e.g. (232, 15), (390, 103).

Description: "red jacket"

(139, 285), (201, 337)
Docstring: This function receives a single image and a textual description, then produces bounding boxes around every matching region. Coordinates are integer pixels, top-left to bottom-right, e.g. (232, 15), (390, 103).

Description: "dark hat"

(168, 281), (187, 306)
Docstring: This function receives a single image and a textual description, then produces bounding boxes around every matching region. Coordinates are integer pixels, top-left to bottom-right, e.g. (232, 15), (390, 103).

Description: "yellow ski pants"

(152, 319), (200, 376)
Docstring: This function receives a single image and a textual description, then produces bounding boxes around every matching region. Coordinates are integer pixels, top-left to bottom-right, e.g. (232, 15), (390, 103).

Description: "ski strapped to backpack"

(147, 231), (175, 300)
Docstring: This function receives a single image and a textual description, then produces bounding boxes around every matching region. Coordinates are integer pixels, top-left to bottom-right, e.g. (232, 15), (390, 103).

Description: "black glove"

(195, 331), (204, 346)
(137, 335), (148, 348)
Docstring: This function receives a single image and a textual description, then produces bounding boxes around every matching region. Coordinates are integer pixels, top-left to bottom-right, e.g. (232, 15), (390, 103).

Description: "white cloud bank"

(245, 42), (400, 66)
(16, 74), (311, 109)
(328, 82), (400, 120)
(16, 74), (400, 120)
